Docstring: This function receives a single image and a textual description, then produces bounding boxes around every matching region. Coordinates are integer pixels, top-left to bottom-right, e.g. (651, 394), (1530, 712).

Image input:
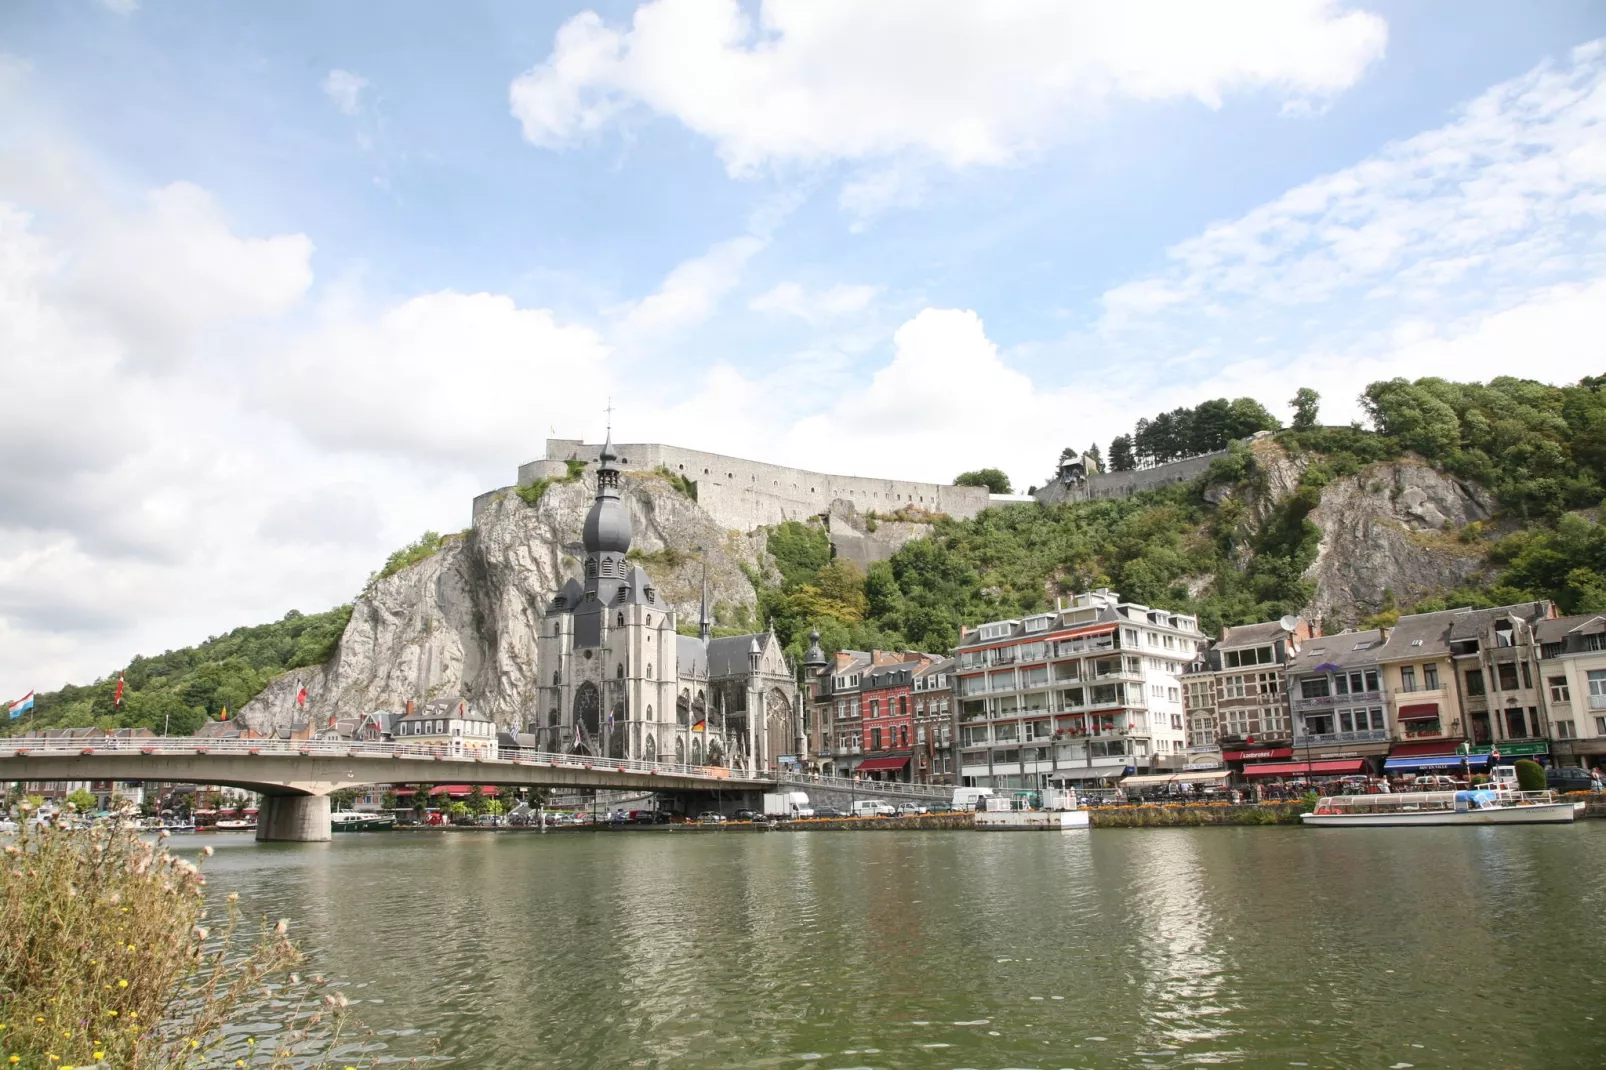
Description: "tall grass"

(1, 803), (367, 1069)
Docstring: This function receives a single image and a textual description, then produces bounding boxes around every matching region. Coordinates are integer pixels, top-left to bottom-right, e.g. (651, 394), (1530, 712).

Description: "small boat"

(973, 789), (1091, 830)
(1302, 789), (1582, 827)
(330, 811), (395, 832)
(214, 819), (257, 831)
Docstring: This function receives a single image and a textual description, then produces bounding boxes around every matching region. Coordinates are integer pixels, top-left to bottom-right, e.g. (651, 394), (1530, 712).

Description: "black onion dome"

(582, 434), (632, 554)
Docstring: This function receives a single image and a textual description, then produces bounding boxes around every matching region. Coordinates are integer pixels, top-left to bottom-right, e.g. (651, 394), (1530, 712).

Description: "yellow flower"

(127, 1013), (137, 1020)
(34, 1017), (44, 1023)
(8, 1056), (18, 1064)
(106, 1011), (117, 1017)
(116, 979), (128, 988)
(94, 1052), (104, 1060)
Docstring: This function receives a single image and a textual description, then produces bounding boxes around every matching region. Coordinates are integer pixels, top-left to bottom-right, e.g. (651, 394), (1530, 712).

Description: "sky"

(3, 0), (1606, 701)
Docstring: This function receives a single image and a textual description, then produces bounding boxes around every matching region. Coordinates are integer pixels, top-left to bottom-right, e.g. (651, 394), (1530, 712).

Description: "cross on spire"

(604, 397), (615, 436)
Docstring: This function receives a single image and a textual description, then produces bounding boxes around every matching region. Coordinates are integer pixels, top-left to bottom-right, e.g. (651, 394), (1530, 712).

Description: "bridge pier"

(256, 795), (331, 843)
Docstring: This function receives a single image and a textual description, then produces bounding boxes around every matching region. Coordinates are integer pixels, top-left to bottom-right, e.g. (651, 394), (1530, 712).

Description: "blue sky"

(3, 0), (1605, 697)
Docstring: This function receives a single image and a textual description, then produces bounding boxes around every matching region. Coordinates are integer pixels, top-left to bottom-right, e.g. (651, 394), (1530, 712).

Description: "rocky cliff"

(1246, 441), (1495, 629)
(239, 472), (773, 734)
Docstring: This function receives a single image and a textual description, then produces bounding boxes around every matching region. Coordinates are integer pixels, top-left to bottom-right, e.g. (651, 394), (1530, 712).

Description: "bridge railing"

(774, 770), (953, 800)
(0, 736), (756, 784)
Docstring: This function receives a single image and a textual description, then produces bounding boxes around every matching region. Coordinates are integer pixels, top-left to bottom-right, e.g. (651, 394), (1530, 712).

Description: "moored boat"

(973, 788), (1091, 830)
(214, 818), (257, 831)
(330, 810), (395, 832)
(1302, 788), (1581, 827)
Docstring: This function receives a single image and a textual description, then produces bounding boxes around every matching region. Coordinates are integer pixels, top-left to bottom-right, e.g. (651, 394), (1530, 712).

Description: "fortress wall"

(532, 440), (991, 532)
(1034, 450), (1227, 505)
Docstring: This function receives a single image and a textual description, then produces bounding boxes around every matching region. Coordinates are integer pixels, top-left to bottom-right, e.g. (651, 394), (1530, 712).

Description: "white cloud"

(511, 0), (1387, 177)
(322, 69), (370, 117)
(749, 281), (878, 323)
(615, 234), (765, 340)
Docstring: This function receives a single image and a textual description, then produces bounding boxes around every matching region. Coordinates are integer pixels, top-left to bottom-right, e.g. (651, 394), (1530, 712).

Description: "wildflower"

(93, 1053), (104, 1060)
(35, 1017), (44, 1023)
(202, 844), (214, 856)
(8, 1056), (17, 1064)
(227, 892), (238, 903)
(117, 979), (128, 988)
(274, 919), (288, 934)
(158, 829), (170, 839)
(106, 1011), (117, 1017)
(193, 927), (210, 940)
(128, 1013), (137, 1020)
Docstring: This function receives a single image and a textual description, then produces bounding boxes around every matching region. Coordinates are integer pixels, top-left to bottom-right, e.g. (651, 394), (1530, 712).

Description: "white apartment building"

(1538, 614), (1606, 767)
(952, 588), (1205, 789)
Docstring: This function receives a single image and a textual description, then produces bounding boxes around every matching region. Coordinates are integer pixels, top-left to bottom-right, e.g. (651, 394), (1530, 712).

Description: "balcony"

(1292, 728), (1390, 746)
(1592, 695), (1606, 711)
(816, 747), (833, 758)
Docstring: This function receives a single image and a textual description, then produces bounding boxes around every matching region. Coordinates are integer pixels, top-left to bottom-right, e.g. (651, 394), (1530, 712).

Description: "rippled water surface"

(192, 825), (1606, 1068)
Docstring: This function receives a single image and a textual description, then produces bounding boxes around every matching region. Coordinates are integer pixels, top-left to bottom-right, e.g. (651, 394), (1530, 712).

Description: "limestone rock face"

(1304, 458), (1493, 628)
(240, 473), (770, 734)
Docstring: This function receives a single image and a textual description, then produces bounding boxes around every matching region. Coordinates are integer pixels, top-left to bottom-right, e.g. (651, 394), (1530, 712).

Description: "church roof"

(706, 632), (777, 676)
(676, 634), (707, 676)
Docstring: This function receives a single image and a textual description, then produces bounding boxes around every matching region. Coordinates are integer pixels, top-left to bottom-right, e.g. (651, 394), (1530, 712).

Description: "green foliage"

(954, 468), (1013, 494)
(66, 788), (97, 812)
(516, 459), (588, 506)
(373, 530), (449, 583)
(1361, 375), (1606, 519)
(766, 521), (832, 586)
(1108, 434), (1136, 472)
(626, 546), (690, 569)
(652, 464), (698, 499)
(1130, 396), (1280, 466)
(1514, 759), (1547, 792)
(1290, 387), (1321, 431)
(5, 605), (352, 738)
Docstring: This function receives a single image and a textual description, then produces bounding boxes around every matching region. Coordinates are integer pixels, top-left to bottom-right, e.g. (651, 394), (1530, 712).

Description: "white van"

(851, 799), (896, 818)
(952, 787), (996, 812)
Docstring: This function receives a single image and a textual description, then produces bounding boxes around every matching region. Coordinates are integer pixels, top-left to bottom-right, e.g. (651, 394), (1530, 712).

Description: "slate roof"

(1536, 614), (1606, 644)
(1287, 629), (1386, 675)
(1216, 620), (1296, 650)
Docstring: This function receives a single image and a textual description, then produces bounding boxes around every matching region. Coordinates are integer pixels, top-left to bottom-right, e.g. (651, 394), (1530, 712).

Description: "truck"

(951, 786), (996, 811)
(850, 798), (896, 818)
(762, 791), (814, 819)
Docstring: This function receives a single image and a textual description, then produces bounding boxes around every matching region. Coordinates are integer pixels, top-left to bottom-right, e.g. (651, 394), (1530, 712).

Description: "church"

(532, 433), (802, 774)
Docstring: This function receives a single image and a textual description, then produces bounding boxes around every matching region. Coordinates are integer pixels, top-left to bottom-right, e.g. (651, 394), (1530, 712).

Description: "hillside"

(10, 373), (1604, 736)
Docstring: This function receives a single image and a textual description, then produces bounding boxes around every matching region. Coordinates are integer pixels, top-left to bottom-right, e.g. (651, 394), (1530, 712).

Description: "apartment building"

(952, 588), (1204, 790)
(804, 647), (871, 778)
(1537, 614), (1606, 768)
(913, 658), (955, 785)
(857, 658), (927, 782)
(1285, 628), (1390, 773)
(1182, 618), (1310, 776)
(1375, 601), (1555, 775)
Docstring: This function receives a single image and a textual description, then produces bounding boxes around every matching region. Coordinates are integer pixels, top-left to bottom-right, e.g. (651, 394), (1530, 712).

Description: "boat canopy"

(1383, 754), (1488, 771)
(1119, 770), (1231, 787)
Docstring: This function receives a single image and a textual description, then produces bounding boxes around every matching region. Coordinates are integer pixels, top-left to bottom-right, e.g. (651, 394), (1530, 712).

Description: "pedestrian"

(1592, 766), (1603, 794)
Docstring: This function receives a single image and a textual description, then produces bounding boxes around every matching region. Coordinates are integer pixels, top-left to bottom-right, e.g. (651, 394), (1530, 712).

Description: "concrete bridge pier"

(256, 795), (331, 842)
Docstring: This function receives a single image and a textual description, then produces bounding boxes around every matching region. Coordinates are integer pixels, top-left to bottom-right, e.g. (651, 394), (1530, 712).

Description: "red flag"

(113, 673), (125, 708)
(296, 686), (308, 707)
(406, 698), (415, 716)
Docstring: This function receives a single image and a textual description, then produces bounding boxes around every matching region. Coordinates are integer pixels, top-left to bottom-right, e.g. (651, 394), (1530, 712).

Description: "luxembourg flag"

(7, 691), (34, 719)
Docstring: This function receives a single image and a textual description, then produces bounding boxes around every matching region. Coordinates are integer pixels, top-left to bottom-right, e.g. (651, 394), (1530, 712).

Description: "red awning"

(1222, 747), (1293, 761)
(1243, 759), (1367, 777)
(856, 755), (911, 772)
(1397, 703), (1440, 720)
(1388, 740), (1456, 756)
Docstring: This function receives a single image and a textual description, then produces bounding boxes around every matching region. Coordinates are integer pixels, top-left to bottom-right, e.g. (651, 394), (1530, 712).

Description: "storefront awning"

(1397, 703), (1440, 721)
(1222, 747), (1293, 761)
(856, 755), (911, 772)
(1243, 759), (1366, 777)
(1383, 754), (1489, 771)
(1120, 770), (1232, 787)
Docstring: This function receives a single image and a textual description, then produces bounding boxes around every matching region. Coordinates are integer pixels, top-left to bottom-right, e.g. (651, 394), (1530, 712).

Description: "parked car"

(812, 805), (846, 818)
(1412, 775), (1462, 791)
(733, 808), (760, 821)
(697, 811), (727, 825)
(896, 802), (929, 816)
(851, 799), (897, 817)
(633, 810), (671, 824)
(1546, 766), (1596, 794)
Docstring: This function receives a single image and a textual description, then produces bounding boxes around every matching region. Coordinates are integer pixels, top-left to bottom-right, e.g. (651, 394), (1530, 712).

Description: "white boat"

(213, 818), (257, 831)
(973, 789), (1091, 830)
(1302, 789), (1582, 827)
(330, 810), (395, 832)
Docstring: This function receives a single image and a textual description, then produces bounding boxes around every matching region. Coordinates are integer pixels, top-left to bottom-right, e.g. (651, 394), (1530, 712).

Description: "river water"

(191, 825), (1606, 1068)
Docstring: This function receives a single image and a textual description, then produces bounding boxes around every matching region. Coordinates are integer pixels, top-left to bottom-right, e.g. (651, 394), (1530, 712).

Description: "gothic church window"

(647, 664), (653, 678)
(574, 682), (601, 737)
(618, 613), (624, 627)
(552, 671), (560, 686)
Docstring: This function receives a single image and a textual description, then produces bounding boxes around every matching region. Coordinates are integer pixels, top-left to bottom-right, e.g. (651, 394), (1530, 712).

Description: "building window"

(1423, 664), (1439, 690)
(870, 700), (880, 718)
(1556, 720), (1576, 739)
(1497, 663), (1519, 691)
(1596, 716), (1606, 736)
(1550, 676), (1570, 703)
(900, 726), (909, 747)
(1300, 677), (1329, 700)
(1400, 667), (1417, 693)
(1504, 707), (1529, 739)
(1465, 669), (1485, 697)
(872, 728), (882, 750)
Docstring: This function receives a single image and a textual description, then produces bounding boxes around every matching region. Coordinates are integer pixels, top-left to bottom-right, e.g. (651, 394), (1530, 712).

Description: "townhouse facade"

(1182, 618), (1311, 777)
(1537, 614), (1606, 768)
(952, 588), (1204, 790)
(912, 658), (956, 784)
(1285, 627), (1391, 773)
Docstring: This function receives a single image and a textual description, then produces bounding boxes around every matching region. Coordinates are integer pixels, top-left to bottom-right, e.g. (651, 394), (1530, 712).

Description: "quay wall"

(524, 439), (992, 532)
(1090, 803), (1308, 827)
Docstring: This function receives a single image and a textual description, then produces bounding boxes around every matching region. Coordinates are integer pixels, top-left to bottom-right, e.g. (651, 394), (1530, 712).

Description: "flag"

(459, 699), (466, 717)
(6, 691), (33, 719)
(219, 706), (229, 721)
(113, 673), (125, 708)
(406, 698), (415, 716)
(296, 686), (308, 707)
(691, 719), (706, 732)
(573, 722), (582, 747)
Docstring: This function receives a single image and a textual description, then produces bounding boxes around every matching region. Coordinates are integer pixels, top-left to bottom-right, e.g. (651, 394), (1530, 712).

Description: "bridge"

(0, 737), (953, 841)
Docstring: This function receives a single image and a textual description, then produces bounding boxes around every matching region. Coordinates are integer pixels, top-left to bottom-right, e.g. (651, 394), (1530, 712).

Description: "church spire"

(699, 565), (712, 644)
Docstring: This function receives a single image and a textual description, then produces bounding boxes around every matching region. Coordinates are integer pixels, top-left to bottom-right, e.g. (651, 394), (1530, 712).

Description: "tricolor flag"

(7, 691), (33, 719)
(691, 719), (706, 733)
(296, 686), (308, 707)
(113, 673), (125, 709)
(219, 706), (229, 721)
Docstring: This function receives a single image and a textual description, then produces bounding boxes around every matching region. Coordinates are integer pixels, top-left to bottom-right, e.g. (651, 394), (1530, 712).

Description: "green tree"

(1290, 387), (1321, 431)
(66, 788), (97, 812)
(1514, 759), (1547, 792)
(1109, 435), (1136, 472)
(329, 788), (359, 811)
(468, 785), (486, 815)
(1086, 443), (1103, 470)
(954, 468), (1012, 494)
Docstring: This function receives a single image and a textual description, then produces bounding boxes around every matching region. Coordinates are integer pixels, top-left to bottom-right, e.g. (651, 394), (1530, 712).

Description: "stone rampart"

(1034, 450), (1226, 505)
(526, 440), (991, 532)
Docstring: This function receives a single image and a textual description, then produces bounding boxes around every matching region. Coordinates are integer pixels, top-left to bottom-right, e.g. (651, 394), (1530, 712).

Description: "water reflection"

(188, 825), (1606, 1069)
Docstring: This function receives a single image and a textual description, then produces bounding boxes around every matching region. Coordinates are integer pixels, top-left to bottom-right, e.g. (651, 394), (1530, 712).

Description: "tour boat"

(973, 789), (1091, 830)
(214, 818), (257, 831)
(1301, 789), (1582, 827)
(330, 810), (395, 832)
